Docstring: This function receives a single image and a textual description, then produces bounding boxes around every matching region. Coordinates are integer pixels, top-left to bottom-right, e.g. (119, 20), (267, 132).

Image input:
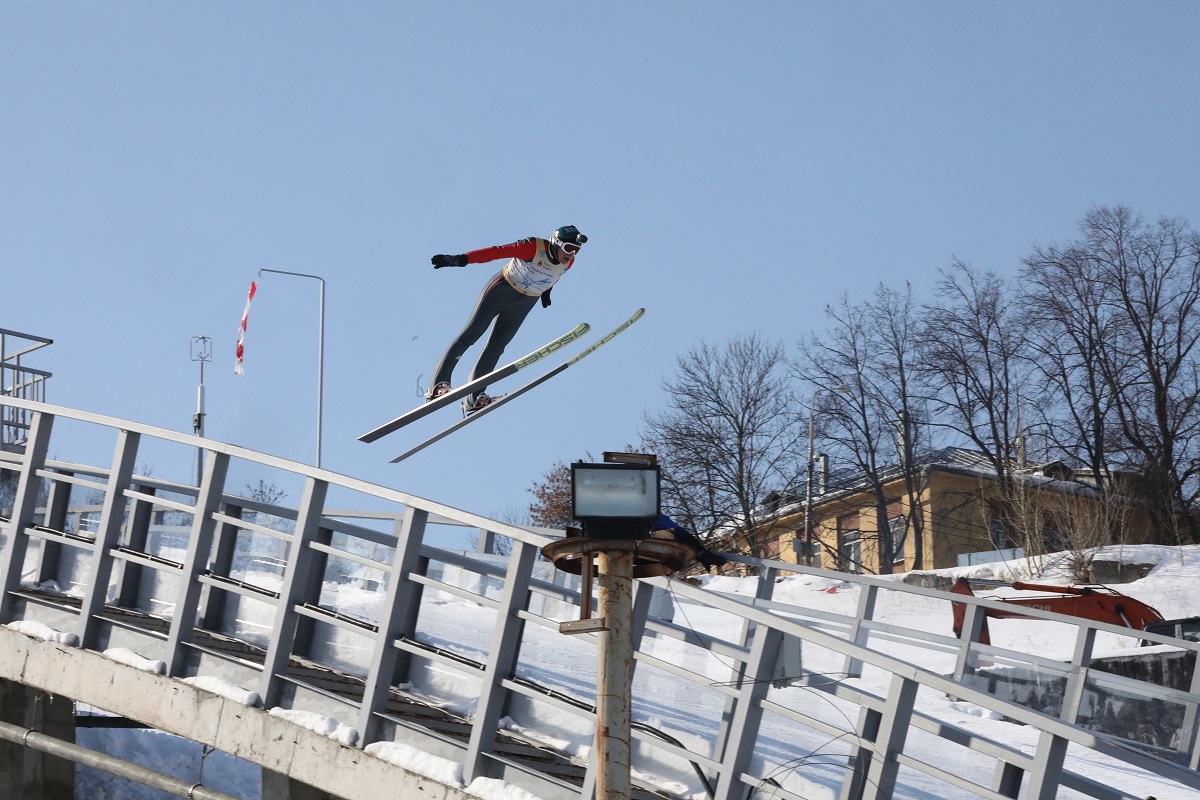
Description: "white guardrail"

(0, 395), (1198, 800)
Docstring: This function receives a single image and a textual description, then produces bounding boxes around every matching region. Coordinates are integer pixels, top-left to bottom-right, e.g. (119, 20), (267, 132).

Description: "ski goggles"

(557, 233), (587, 255)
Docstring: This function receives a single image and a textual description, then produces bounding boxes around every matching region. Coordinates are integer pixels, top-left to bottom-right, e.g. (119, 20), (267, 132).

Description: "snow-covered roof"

(757, 447), (1097, 525)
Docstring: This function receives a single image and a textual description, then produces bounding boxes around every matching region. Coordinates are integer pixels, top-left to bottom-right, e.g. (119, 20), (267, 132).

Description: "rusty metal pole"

(541, 532), (690, 799)
(595, 547), (635, 799)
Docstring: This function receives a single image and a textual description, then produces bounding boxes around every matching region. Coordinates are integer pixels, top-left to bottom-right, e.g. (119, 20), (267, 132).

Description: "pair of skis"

(358, 308), (645, 463)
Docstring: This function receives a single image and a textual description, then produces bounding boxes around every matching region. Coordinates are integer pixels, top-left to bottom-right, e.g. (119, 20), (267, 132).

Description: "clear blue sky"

(4, 3), (1199, 533)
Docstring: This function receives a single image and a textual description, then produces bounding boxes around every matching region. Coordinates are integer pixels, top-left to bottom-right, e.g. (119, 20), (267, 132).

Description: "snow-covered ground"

(47, 543), (1200, 799)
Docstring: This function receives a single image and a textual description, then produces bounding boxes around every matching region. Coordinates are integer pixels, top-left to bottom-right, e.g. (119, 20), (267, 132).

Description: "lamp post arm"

(257, 269), (326, 468)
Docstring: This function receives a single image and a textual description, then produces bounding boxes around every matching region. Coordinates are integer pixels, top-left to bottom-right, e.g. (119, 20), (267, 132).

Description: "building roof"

(724, 446), (1121, 537)
(809, 446), (999, 503)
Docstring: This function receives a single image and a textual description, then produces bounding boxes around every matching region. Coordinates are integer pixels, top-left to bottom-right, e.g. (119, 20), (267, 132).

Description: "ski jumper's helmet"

(552, 225), (587, 247)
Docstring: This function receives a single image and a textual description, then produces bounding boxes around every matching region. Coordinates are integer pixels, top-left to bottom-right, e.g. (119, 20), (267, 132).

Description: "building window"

(1042, 526), (1069, 554)
(888, 515), (907, 563)
(840, 531), (861, 573)
(989, 518), (1008, 551)
(838, 512), (861, 574)
(1041, 511), (1070, 554)
(766, 536), (781, 559)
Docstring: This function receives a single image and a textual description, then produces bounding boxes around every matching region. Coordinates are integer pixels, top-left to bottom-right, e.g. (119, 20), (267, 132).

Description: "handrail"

(0, 393), (1196, 800)
(0, 395), (545, 547)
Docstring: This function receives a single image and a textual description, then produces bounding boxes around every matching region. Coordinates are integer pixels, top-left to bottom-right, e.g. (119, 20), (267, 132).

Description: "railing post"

(259, 476), (328, 709)
(952, 602), (986, 682)
(713, 563), (778, 765)
(843, 583), (878, 679)
(860, 674), (917, 800)
(78, 429), (139, 649)
(0, 411), (53, 622)
(166, 451), (229, 676)
(463, 539), (536, 782)
(839, 705), (880, 800)
(356, 507), (429, 744)
(1024, 625), (1095, 800)
(199, 503), (243, 630)
(292, 523), (335, 660)
(1186, 652), (1200, 771)
(33, 468), (72, 587)
(114, 482), (156, 609)
(476, 528), (496, 555)
(992, 761), (1024, 798)
(1060, 625), (1096, 726)
(711, 624), (784, 800)
(627, 576), (656, 653)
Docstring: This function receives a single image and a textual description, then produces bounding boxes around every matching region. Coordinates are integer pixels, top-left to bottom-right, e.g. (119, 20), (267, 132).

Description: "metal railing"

(0, 328), (53, 447)
(0, 394), (1198, 800)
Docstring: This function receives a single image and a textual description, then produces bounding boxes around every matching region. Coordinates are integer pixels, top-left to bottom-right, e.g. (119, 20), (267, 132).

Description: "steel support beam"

(0, 411), (52, 622)
(464, 538), (536, 783)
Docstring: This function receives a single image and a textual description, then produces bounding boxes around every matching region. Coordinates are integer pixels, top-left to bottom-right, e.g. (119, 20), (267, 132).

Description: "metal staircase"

(0, 327), (52, 448)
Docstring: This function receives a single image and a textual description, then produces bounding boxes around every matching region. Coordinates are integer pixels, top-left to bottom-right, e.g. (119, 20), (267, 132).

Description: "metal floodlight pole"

(596, 548), (634, 800)
(547, 457), (675, 800)
(257, 269), (325, 468)
(541, 529), (692, 800)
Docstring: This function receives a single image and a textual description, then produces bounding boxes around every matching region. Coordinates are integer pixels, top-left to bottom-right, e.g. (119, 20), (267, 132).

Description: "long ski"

(389, 308), (646, 463)
(358, 322), (591, 443)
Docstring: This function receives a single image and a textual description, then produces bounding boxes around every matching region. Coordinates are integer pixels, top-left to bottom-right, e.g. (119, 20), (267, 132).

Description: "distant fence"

(958, 547), (1026, 567)
(0, 328), (52, 447)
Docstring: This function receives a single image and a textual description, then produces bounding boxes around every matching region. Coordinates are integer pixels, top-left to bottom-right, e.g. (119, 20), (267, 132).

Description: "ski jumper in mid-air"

(428, 225), (587, 412)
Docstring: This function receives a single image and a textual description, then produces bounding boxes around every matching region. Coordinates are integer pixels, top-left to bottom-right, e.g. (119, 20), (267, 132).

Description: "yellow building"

(753, 447), (1159, 574)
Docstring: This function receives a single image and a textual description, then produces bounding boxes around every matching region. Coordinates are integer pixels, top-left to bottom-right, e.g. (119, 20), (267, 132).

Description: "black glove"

(432, 254), (468, 269)
(540, 288), (552, 308)
(695, 550), (728, 572)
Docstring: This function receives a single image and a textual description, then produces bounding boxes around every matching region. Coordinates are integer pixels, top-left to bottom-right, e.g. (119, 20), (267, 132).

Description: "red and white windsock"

(234, 280), (257, 375)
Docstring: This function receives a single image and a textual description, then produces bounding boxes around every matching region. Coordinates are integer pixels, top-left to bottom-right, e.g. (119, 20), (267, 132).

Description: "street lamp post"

(257, 269), (325, 468)
(804, 406), (817, 568)
(803, 387), (849, 567)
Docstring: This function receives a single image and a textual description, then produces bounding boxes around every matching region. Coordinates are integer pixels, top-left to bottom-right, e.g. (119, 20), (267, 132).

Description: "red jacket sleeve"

(465, 239), (538, 264)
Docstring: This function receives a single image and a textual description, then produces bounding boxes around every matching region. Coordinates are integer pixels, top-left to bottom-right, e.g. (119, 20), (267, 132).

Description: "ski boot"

(461, 393), (492, 416)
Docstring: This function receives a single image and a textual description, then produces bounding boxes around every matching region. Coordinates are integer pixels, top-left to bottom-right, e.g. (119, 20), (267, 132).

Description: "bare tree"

(796, 284), (936, 572)
(469, 504), (525, 557)
(1022, 206), (1200, 545)
(245, 479), (287, 505)
(528, 457), (582, 530)
(527, 447), (638, 531)
(1021, 229), (1123, 481)
(641, 334), (804, 560)
(916, 260), (1037, 550)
